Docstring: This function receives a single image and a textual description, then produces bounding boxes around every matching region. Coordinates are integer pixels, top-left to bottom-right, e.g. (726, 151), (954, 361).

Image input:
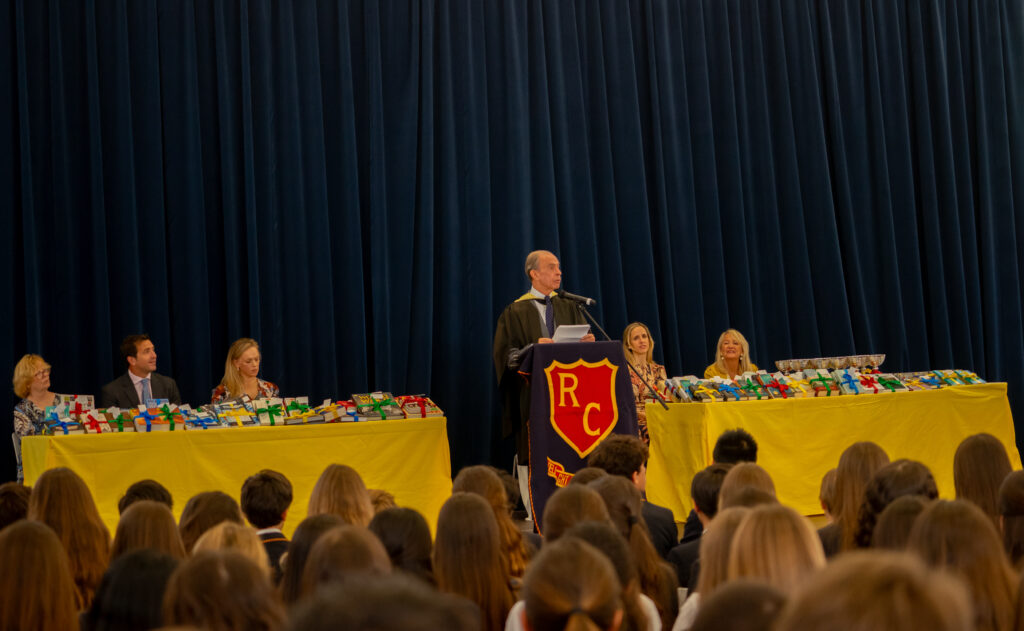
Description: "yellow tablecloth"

(22, 417), (453, 537)
(646, 384), (1021, 521)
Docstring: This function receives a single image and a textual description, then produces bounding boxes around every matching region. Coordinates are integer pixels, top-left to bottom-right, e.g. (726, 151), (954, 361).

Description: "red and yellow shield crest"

(543, 358), (619, 458)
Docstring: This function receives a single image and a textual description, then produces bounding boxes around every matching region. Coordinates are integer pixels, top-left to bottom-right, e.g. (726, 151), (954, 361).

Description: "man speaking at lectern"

(493, 250), (595, 519)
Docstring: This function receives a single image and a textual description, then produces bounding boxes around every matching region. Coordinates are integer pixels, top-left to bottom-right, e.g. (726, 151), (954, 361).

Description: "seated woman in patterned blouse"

(211, 338), (279, 404)
(12, 354), (63, 481)
(622, 322), (666, 445)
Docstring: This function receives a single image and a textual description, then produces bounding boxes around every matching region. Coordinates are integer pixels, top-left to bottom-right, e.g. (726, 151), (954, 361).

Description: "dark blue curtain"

(3, 0), (1022, 482)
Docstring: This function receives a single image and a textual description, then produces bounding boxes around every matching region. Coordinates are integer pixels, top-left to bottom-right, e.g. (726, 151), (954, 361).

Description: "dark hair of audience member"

(27, 466), (111, 609)
(542, 484), (611, 542)
(0, 520), (78, 631)
(368, 507), (435, 585)
(571, 467), (609, 486)
(908, 499), (1016, 631)
(586, 434), (647, 479)
(997, 470), (1024, 568)
(487, 465), (521, 512)
(833, 441), (889, 551)
(853, 459), (938, 548)
(117, 479), (173, 515)
(82, 549), (179, 631)
(368, 488), (397, 514)
(178, 490), (244, 554)
(164, 550), (285, 631)
(240, 469), (293, 529)
(307, 463), (374, 527)
(522, 538), (623, 631)
(819, 469), (837, 520)
(717, 462), (776, 511)
(0, 481), (30, 530)
(589, 475), (678, 630)
(299, 524), (391, 599)
(564, 520), (649, 631)
(727, 504), (825, 594)
(695, 507), (751, 597)
(111, 499), (186, 562)
(774, 551), (972, 631)
(954, 433), (1012, 528)
(286, 573), (480, 631)
(453, 464), (532, 577)
(434, 493), (516, 631)
(872, 495), (929, 551)
(692, 463), (733, 520)
(279, 514), (346, 606)
(712, 428), (758, 464)
(193, 521), (272, 578)
(719, 486), (778, 510)
(690, 579), (786, 631)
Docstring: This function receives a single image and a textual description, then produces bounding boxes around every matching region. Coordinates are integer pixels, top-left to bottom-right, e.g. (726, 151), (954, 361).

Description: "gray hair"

(524, 250), (552, 280)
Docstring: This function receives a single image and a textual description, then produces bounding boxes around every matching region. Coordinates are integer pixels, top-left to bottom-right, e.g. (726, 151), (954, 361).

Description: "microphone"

(557, 289), (597, 306)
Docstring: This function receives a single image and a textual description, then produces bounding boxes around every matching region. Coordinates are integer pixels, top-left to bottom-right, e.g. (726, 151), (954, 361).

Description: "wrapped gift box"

(874, 373), (909, 393)
(769, 372), (806, 399)
(315, 399), (347, 423)
(954, 370), (986, 384)
(832, 369), (864, 396)
(857, 373), (886, 394)
(132, 406), (173, 432)
(710, 377), (744, 402)
(804, 369), (839, 397)
(689, 380), (723, 403)
(44, 407), (85, 435)
(254, 398), (286, 426)
(179, 405), (221, 430)
(896, 372), (941, 391)
(739, 373), (770, 401)
(334, 400), (360, 421)
(81, 411), (112, 434)
(352, 392), (404, 420)
(754, 371), (793, 399)
(106, 409), (137, 432)
(214, 401), (259, 428)
(664, 377), (697, 403)
(396, 395), (444, 418)
(281, 397), (324, 425)
(932, 370), (964, 387)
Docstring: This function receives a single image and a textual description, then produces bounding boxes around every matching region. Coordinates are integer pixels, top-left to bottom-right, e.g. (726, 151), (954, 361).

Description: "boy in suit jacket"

(241, 469), (293, 584)
(100, 334), (181, 408)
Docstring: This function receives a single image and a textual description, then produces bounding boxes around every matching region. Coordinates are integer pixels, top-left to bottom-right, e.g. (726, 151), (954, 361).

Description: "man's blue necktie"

(141, 378), (152, 406)
(544, 296), (555, 338)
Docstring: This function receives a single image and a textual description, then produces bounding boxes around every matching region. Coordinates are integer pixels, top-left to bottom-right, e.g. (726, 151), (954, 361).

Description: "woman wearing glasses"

(11, 354), (63, 480)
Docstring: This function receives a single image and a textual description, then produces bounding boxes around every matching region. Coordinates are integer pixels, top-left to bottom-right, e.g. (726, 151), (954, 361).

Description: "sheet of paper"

(552, 324), (591, 343)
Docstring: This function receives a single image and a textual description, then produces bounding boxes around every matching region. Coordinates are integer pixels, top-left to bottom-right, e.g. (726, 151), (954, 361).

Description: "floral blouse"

(211, 379), (280, 404)
(13, 396), (63, 438)
(629, 361), (667, 442)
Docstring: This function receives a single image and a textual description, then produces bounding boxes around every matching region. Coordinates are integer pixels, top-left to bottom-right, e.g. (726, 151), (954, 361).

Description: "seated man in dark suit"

(667, 463), (732, 588)
(680, 427), (758, 543)
(100, 334), (181, 408)
(241, 469), (293, 584)
(587, 434), (677, 559)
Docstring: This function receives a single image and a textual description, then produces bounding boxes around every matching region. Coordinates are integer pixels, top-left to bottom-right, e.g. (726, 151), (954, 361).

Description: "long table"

(22, 417), (453, 536)
(646, 383), (1021, 521)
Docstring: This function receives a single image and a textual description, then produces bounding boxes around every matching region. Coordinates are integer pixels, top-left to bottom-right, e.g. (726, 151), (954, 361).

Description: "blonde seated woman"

(623, 322), (667, 444)
(211, 338), (279, 403)
(704, 329), (757, 380)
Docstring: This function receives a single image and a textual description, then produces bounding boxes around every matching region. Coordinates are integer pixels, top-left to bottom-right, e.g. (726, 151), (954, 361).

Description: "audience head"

(111, 499), (186, 561)
(819, 468), (837, 520)
(622, 322), (656, 365)
(696, 507), (751, 596)
(872, 495), (929, 550)
(369, 488), (397, 513)
(908, 499), (1016, 631)
(692, 463), (732, 522)
(119, 334), (155, 375)
(299, 524), (391, 599)
(307, 463), (374, 527)
(542, 484), (610, 542)
(564, 521), (648, 631)
(833, 441), (890, 550)
(193, 521), (271, 578)
(163, 550), (285, 631)
(997, 470), (1024, 567)
(453, 464), (530, 577)
(953, 433), (1012, 526)
(241, 469), (293, 529)
(178, 490), (244, 553)
(570, 467), (609, 486)
(118, 479), (173, 514)
(0, 520), (78, 631)
(713, 428), (758, 464)
(854, 459), (937, 548)
(720, 486), (778, 510)
(0, 482), (30, 530)
(718, 462), (776, 510)
(587, 434), (648, 489)
(279, 513), (346, 605)
(368, 507), (435, 585)
(774, 551), (972, 631)
(221, 338), (261, 397)
(690, 579), (787, 631)
(82, 549), (179, 631)
(727, 503), (825, 594)
(12, 353), (51, 398)
(522, 537), (623, 631)
(713, 329), (753, 375)
(28, 466), (110, 609)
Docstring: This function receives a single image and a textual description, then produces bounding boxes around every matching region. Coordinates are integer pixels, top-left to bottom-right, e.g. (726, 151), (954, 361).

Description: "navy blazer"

(99, 372), (182, 408)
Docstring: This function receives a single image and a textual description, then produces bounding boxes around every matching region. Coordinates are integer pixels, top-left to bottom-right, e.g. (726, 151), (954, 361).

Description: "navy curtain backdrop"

(2, 0), (1022, 482)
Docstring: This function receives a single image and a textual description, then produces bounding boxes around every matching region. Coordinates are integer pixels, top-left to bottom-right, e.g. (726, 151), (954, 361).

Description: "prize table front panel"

(23, 417), (453, 536)
(646, 384), (1021, 521)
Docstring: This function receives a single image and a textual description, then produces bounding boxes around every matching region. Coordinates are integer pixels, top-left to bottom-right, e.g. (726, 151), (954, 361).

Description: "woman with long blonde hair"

(622, 322), (667, 444)
(828, 442), (890, 554)
(211, 338), (279, 403)
(307, 464), (374, 526)
(727, 504), (826, 593)
(452, 465), (532, 577)
(704, 329), (757, 379)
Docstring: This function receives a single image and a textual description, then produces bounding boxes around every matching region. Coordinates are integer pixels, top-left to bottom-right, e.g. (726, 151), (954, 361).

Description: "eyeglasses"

(35, 369), (51, 377)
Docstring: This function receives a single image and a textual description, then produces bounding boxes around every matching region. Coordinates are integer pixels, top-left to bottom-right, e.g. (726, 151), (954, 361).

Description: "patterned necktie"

(141, 378), (152, 406)
(544, 295), (555, 338)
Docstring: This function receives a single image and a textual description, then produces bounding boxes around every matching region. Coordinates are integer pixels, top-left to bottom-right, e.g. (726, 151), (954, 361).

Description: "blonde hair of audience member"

(434, 493), (516, 631)
(218, 337), (260, 400)
(854, 459), (938, 548)
(833, 441), (890, 551)
(453, 465), (532, 578)
(278, 513), (345, 606)
(369, 488), (397, 514)
(997, 470), (1024, 568)
(177, 490), (244, 554)
(563, 521), (650, 631)
(299, 525), (391, 599)
(542, 484), (611, 542)
(589, 475), (678, 630)
(0, 520), (78, 631)
(717, 462), (776, 511)
(163, 550), (285, 631)
(727, 504), (825, 594)
(695, 507), (751, 596)
(818, 468), (837, 521)
(908, 499), (1017, 631)
(307, 463), (374, 526)
(954, 433), (1013, 527)
(871, 495), (928, 551)
(522, 537), (624, 631)
(774, 550), (972, 631)
(193, 521), (271, 578)
(707, 329), (754, 379)
(111, 499), (186, 562)
(12, 353), (51, 400)
(27, 467), (110, 610)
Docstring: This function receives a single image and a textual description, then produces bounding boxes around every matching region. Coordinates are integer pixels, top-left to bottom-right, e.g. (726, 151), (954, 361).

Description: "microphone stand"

(572, 302), (670, 411)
